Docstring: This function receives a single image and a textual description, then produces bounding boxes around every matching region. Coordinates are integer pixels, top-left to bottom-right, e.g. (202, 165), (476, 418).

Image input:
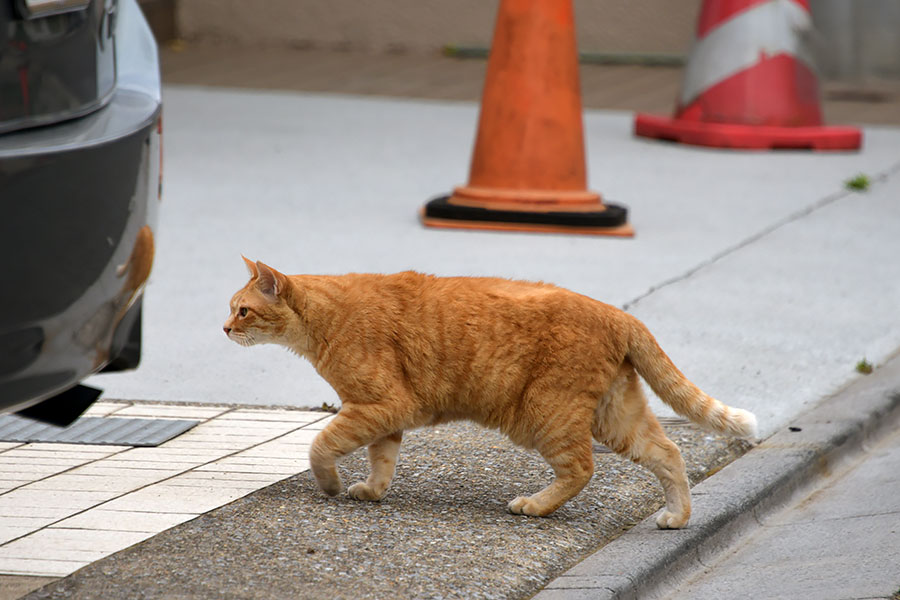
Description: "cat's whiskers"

(228, 331), (256, 347)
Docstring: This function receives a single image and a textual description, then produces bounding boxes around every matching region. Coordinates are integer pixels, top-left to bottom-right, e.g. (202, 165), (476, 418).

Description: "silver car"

(0, 0), (162, 425)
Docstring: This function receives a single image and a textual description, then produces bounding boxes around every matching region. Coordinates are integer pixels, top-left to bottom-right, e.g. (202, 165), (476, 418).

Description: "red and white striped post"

(635, 0), (861, 150)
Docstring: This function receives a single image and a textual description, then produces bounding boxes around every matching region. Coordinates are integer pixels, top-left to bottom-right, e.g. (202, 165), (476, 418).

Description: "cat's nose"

(223, 326), (231, 335)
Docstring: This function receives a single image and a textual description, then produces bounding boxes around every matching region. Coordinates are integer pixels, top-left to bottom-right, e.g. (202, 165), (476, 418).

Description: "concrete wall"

(812, 0), (900, 79)
(176, 0), (702, 55)
(174, 1), (900, 81)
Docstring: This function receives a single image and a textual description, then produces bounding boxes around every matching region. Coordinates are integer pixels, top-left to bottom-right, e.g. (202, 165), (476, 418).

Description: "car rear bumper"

(0, 0), (162, 415)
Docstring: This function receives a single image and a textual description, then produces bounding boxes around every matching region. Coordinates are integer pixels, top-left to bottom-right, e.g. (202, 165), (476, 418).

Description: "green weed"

(855, 358), (874, 374)
(845, 174), (871, 191)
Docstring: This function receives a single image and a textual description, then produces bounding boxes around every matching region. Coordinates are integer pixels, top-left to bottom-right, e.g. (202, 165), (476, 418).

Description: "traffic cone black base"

(420, 196), (633, 237)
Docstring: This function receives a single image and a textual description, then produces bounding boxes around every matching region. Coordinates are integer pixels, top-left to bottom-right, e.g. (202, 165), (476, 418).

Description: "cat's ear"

(242, 255), (259, 279)
(256, 261), (285, 301)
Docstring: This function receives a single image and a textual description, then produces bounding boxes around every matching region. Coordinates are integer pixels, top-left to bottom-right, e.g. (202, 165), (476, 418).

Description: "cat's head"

(223, 257), (295, 347)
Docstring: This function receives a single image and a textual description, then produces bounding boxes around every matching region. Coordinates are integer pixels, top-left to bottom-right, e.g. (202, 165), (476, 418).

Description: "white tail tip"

(732, 408), (759, 439)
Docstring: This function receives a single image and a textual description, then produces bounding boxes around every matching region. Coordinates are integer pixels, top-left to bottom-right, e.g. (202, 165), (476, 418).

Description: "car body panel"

(0, 0), (162, 417)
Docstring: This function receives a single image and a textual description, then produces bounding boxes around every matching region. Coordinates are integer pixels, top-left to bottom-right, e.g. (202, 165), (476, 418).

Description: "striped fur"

(224, 259), (757, 527)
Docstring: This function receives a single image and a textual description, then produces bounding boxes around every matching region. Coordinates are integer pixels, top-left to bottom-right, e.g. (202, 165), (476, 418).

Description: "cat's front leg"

(309, 412), (358, 496)
(309, 405), (403, 499)
(347, 431), (403, 501)
(309, 438), (344, 496)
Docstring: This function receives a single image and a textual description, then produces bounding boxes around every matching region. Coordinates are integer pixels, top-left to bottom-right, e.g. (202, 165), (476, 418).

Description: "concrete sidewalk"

(3, 46), (900, 598)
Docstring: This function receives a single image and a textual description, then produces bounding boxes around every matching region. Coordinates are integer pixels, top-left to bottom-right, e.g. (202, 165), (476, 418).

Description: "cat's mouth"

(227, 331), (257, 347)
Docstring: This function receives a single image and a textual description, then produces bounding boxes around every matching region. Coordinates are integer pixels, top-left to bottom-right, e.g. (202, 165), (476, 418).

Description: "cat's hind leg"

(507, 406), (595, 517)
(594, 366), (691, 529)
(627, 417), (690, 529)
(347, 431), (403, 501)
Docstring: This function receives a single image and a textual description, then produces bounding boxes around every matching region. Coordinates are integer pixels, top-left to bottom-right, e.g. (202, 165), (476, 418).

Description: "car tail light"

(17, 0), (91, 19)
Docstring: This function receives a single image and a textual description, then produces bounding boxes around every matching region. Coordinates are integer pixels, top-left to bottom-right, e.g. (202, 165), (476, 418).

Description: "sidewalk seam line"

(622, 158), (900, 312)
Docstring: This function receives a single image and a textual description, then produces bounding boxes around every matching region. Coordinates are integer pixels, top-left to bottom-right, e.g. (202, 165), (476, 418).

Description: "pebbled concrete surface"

(23, 423), (749, 600)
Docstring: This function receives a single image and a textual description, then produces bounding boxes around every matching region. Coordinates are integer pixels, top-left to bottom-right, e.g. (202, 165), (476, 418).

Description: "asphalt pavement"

(5, 47), (900, 599)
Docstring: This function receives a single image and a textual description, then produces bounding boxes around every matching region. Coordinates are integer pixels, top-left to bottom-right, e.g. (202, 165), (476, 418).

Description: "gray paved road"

(665, 418), (900, 600)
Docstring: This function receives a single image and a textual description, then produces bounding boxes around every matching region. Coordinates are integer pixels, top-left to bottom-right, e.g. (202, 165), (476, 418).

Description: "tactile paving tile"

(0, 415), (199, 447)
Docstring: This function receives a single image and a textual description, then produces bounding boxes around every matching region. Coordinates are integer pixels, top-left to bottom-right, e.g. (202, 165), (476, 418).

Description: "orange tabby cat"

(224, 258), (757, 528)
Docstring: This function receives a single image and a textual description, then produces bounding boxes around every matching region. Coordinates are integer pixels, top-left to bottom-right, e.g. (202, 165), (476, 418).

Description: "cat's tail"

(625, 315), (759, 439)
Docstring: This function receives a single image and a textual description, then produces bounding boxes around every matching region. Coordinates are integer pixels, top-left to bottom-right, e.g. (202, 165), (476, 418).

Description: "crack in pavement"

(622, 159), (900, 312)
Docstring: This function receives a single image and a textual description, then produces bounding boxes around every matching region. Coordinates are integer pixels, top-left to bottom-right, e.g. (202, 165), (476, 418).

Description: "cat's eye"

(238, 307), (248, 317)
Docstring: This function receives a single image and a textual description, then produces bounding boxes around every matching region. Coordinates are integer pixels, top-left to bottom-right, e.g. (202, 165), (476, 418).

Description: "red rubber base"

(634, 113), (862, 151)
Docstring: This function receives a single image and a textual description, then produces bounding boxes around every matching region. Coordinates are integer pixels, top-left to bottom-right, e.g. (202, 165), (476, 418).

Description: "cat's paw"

(347, 482), (385, 501)
(507, 496), (548, 517)
(314, 476), (343, 497)
(321, 482), (343, 497)
(310, 464), (343, 497)
(656, 510), (688, 529)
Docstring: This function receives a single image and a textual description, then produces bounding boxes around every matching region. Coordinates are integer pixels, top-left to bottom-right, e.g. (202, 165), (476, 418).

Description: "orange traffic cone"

(634, 0), (861, 150)
(421, 0), (632, 236)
